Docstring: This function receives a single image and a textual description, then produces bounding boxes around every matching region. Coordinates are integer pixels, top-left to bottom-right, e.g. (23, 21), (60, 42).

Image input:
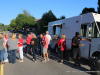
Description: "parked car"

(18, 30), (24, 33)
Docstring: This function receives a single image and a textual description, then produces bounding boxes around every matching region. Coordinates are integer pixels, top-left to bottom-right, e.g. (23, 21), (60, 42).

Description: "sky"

(0, 0), (98, 25)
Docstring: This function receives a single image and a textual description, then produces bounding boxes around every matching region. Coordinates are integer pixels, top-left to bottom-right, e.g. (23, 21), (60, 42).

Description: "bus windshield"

(92, 22), (100, 38)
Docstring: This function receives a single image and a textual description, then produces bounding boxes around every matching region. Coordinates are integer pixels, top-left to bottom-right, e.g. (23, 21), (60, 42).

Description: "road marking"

(1, 64), (3, 75)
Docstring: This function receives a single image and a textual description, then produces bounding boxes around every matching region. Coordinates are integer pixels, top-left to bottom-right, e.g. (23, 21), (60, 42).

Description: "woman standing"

(4, 34), (9, 62)
(58, 34), (66, 64)
(0, 33), (6, 64)
(31, 35), (38, 62)
(18, 34), (23, 62)
(8, 34), (18, 64)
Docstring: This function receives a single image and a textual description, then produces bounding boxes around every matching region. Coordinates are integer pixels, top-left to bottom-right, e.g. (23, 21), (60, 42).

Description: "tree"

(39, 10), (57, 33)
(98, 0), (100, 14)
(80, 7), (97, 15)
(10, 10), (36, 30)
(10, 19), (17, 29)
(58, 15), (66, 20)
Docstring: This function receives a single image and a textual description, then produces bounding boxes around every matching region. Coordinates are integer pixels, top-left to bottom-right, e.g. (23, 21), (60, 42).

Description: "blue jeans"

(41, 45), (43, 56)
(0, 49), (4, 62)
(27, 44), (30, 53)
(19, 46), (23, 59)
(3, 48), (8, 61)
(9, 50), (17, 64)
(32, 49), (36, 61)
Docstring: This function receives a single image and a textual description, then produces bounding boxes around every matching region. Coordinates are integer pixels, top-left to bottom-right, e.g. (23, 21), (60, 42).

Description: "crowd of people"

(0, 31), (52, 64)
(0, 31), (88, 67)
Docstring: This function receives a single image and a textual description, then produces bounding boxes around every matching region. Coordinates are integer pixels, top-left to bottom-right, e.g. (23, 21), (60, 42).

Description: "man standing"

(26, 34), (31, 55)
(40, 34), (43, 56)
(42, 33), (49, 63)
(72, 32), (88, 66)
(46, 31), (52, 58)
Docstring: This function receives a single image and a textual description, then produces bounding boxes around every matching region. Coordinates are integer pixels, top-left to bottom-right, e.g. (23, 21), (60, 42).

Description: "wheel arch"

(91, 51), (100, 57)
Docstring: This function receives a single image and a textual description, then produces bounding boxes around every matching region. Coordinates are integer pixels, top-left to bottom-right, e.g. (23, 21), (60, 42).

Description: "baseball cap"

(75, 32), (80, 35)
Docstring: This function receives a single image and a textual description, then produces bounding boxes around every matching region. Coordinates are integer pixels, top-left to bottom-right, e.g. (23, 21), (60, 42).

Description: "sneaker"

(42, 60), (47, 63)
(35, 61), (37, 63)
(19, 60), (24, 62)
(47, 59), (49, 61)
(59, 62), (63, 64)
(4, 59), (8, 62)
(33, 59), (34, 61)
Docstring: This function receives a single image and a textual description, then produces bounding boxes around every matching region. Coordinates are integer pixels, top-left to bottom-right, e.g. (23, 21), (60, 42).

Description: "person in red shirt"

(58, 34), (66, 64)
(26, 34), (31, 55)
(18, 34), (23, 62)
(42, 33), (49, 63)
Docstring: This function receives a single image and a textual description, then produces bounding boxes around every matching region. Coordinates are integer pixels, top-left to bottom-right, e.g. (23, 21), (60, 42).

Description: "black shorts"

(48, 45), (51, 50)
(72, 48), (81, 59)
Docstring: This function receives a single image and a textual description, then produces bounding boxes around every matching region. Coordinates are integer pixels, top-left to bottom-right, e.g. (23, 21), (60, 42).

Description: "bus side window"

(80, 25), (87, 37)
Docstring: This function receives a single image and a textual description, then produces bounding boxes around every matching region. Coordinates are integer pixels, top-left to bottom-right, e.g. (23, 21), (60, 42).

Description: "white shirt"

(46, 34), (52, 44)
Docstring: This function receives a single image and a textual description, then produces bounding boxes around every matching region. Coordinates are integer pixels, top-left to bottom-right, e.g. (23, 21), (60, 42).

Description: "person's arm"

(81, 38), (88, 41)
(17, 40), (19, 50)
(58, 39), (61, 46)
(8, 40), (10, 47)
(3, 42), (7, 52)
(72, 38), (77, 46)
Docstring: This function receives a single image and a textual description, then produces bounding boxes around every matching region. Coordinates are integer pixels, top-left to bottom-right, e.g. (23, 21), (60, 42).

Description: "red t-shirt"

(18, 38), (23, 47)
(58, 39), (66, 51)
(26, 37), (31, 44)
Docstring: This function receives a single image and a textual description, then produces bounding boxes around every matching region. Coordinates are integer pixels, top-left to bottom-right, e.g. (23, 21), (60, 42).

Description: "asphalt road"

(1, 31), (91, 75)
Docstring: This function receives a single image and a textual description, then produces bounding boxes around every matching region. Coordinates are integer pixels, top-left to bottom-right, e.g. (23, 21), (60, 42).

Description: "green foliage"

(5, 25), (13, 31)
(58, 15), (66, 20)
(39, 10), (57, 33)
(0, 23), (6, 31)
(80, 7), (97, 15)
(10, 10), (37, 30)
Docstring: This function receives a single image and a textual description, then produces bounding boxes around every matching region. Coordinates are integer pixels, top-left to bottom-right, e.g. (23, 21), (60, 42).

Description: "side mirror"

(88, 27), (92, 32)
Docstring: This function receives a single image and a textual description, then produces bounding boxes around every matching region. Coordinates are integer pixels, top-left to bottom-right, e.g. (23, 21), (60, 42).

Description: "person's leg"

(13, 50), (17, 64)
(0, 51), (1, 64)
(77, 49), (81, 66)
(19, 47), (23, 61)
(26, 44), (30, 54)
(39, 44), (41, 55)
(61, 50), (63, 63)
(41, 45), (43, 56)
(43, 53), (46, 61)
(32, 49), (36, 61)
(12, 50), (14, 64)
(42, 47), (47, 63)
(9, 50), (13, 63)
(4, 48), (8, 61)
(73, 49), (78, 66)
(63, 50), (66, 61)
(0, 50), (4, 63)
(48, 45), (51, 57)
